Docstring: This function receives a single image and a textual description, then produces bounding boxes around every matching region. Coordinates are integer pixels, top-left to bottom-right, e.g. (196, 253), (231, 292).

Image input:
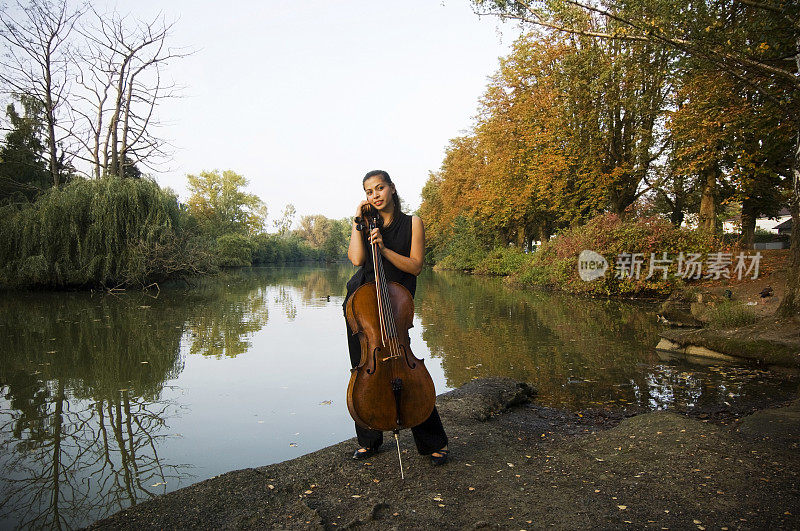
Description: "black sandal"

(429, 449), (449, 466)
(352, 447), (378, 460)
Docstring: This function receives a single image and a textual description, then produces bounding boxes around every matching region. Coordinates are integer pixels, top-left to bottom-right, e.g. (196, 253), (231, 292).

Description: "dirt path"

(88, 379), (800, 530)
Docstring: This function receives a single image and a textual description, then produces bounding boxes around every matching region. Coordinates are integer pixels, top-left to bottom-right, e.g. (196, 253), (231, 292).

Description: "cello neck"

(369, 214), (396, 344)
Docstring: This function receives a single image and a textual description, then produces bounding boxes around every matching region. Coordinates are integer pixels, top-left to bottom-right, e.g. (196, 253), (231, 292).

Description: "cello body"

(345, 279), (436, 432)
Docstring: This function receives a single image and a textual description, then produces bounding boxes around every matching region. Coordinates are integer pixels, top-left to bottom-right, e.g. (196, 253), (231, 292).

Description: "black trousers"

(345, 323), (448, 455)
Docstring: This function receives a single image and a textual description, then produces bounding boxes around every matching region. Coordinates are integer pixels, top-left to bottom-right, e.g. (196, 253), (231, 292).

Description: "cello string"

(371, 220), (401, 391)
(373, 224), (402, 366)
(371, 216), (398, 361)
(376, 236), (400, 360)
(371, 222), (389, 348)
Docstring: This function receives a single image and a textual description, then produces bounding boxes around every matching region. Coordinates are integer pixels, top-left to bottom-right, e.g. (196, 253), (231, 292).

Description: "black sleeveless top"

(344, 211), (417, 309)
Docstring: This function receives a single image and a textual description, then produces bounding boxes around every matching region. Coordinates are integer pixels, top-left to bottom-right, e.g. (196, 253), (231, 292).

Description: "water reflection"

(416, 270), (797, 410)
(0, 292), (187, 528)
(0, 265), (796, 529)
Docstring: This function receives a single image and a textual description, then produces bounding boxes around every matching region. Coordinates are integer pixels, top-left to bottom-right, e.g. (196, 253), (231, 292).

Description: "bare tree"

(69, 8), (189, 179)
(0, 0), (83, 187)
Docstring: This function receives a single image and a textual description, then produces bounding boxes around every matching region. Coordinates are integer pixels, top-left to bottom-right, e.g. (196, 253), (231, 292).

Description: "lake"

(0, 265), (796, 528)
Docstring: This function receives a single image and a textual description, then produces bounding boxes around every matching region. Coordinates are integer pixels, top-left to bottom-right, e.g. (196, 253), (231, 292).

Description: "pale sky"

(92, 1), (521, 223)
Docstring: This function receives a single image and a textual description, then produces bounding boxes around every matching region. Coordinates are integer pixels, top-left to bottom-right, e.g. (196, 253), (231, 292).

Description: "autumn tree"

(295, 214), (349, 261)
(421, 30), (673, 253)
(186, 170), (267, 238)
(273, 203), (296, 236)
(472, 0), (800, 316)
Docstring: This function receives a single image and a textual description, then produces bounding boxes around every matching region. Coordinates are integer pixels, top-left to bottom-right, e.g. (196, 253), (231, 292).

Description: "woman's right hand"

(355, 200), (370, 220)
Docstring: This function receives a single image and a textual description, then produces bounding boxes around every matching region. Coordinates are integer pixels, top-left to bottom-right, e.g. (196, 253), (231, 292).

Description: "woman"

(343, 169), (449, 465)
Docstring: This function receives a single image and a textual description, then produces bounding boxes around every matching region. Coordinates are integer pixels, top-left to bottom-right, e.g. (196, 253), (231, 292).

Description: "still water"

(0, 265), (796, 528)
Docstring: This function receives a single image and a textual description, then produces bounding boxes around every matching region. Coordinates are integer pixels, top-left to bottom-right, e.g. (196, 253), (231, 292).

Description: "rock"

(437, 377), (535, 422)
(658, 298), (704, 327)
(737, 399), (800, 449)
(655, 338), (740, 363)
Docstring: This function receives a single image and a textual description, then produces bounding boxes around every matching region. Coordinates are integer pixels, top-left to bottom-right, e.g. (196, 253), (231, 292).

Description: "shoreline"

(88, 378), (800, 529)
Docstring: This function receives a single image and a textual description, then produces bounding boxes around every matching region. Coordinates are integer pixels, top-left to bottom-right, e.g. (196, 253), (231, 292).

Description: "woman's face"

(363, 176), (394, 212)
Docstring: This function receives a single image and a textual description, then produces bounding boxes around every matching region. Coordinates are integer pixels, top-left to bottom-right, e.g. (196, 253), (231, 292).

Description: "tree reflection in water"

(416, 270), (798, 410)
(0, 265), (355, 528)
(0, 292), (188, 529)
(1, 265), (793, 528)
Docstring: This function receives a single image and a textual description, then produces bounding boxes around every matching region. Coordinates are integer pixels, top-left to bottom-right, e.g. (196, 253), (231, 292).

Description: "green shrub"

(513, 213), (719, 297)
(216, 233), (255, 266)
(433, 215), (489, 271)
(474, 246), (531, 276)
(250, 233), (322, 264)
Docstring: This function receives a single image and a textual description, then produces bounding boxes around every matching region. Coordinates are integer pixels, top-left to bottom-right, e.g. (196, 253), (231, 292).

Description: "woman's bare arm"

(347, 201), (370, 266)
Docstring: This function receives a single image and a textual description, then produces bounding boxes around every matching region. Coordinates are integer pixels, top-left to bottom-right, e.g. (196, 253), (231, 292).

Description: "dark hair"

(363, 169), (402, 220)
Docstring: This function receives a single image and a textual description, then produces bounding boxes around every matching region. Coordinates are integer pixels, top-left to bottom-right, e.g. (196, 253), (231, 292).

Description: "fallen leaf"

(319, 400), (332, 405)
(693, 520), (702, 525)
(304, 490), (312, 494)
(351, 495), (361, 498)
(268, 484), (275, 490)
(468, 487), (475, 491)
(289, 443), (298, 447)
(618, 505), (627, 510)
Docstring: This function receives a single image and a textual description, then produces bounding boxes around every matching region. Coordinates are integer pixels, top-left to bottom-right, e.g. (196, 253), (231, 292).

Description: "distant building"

(774, 217), (792, 236)
(722, 207), (791, 235)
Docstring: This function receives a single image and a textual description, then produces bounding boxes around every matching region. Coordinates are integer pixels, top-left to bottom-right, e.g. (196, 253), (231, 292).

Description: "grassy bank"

(432, 214), (720, 297)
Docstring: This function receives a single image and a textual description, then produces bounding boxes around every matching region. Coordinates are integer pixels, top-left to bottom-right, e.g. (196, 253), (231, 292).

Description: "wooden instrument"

(345, 208), (436, 436)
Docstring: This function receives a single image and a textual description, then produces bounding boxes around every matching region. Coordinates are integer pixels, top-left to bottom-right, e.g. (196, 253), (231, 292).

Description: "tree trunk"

(44, 58), (59, 187)
(698, 165), (717, 234)
(777, 130), (800, 318)
(669, 190), (685, 227)
(740, 200), (758, 249)
(777, 38), (800, 318)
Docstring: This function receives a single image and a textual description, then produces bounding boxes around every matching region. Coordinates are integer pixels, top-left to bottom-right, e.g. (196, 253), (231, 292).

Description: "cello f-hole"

(366, 347), (380, 374)
(399, 345), (417, 369)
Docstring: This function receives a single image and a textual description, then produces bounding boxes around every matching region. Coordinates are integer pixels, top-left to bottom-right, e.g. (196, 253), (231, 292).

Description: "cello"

(345, 207), (436, 477)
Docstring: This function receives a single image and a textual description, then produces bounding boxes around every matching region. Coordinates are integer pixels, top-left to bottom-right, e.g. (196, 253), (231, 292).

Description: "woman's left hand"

(369, 227), (384, 251)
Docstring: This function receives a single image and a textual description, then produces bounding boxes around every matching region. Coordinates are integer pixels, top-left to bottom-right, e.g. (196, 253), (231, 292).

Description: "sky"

(91, 1), (522, 223)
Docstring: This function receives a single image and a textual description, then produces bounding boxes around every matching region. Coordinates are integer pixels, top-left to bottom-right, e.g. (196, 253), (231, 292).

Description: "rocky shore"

(655, 253), (800, 368)
(89, 378), (799, 530)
